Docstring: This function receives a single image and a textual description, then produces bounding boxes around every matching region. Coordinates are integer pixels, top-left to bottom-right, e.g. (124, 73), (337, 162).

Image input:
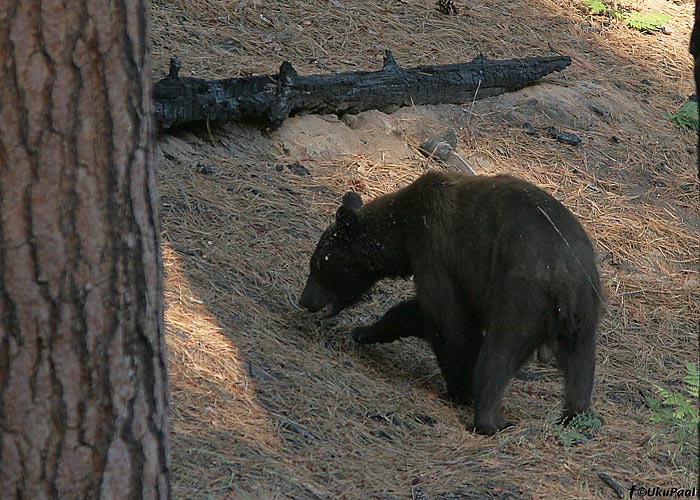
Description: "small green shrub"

(549, 411), (602, 447)
(580, 0), (670, 33)
(624, 10), (670, 31)
(581, 0), (608, 15)
(666, 101), (699, 130)
(647, 362), (700, 463)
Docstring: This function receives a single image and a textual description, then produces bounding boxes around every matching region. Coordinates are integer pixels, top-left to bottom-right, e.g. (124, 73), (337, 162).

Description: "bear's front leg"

(416, 278), (483, 407)
(430, 331), (482, 405)
(472, 281), (549, 434)
(352, 298), (425, 344)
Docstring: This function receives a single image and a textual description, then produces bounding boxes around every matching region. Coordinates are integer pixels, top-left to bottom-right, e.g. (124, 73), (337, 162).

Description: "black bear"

(299, 170), (602, 434)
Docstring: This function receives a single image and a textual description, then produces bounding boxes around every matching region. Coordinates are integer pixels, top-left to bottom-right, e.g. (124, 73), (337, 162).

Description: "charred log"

(154, 51), (571, 130)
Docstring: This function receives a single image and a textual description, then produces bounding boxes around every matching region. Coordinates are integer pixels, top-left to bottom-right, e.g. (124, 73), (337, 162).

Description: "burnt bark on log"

(154, 51), (571, 130)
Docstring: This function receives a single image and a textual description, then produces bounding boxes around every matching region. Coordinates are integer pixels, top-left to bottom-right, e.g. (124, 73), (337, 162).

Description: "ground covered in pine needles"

(149, 0), (699, 498)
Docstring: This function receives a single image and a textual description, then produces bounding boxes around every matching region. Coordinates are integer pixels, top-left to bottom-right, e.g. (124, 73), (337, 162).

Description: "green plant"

(581, 0), (608, 15)
(549, 411), (602, 447)
(623, 10), (670, 31)
(666, 101), (699, 130)
(580, 0), (670, 32)
(647, 362), (700, 457)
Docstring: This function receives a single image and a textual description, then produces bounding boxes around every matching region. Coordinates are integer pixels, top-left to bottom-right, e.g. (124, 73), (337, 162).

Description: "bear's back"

(390, 170), (599, 296)
(417, 171), (590, 246)
(363, 170), (596, 270)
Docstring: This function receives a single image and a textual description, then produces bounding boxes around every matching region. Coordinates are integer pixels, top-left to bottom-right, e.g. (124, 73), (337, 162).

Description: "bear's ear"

(336, 191), (362, 227)
(341, 191), (363, 211)
(335, 205), (357, 227)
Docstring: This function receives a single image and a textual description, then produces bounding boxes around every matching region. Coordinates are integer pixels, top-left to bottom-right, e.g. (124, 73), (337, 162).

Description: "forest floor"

(150, 0), (699, 498)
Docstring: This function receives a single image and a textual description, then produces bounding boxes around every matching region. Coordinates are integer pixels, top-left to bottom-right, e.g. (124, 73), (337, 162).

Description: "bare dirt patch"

(151, 0), (699, 498)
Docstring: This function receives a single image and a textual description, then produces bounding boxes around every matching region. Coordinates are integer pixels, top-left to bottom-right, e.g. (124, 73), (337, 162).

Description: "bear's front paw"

(474, 411), (514, 435)
(351, 326), (379, 344)
(473, 420), (515, 435)
(441, 390), (472, 406)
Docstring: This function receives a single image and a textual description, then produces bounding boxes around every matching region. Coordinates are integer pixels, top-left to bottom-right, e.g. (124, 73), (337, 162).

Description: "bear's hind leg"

(352, 298), (424, 344)
(558, 316), (597, 424)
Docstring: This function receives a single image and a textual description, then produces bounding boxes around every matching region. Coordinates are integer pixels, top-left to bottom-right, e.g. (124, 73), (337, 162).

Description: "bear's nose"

(298, 298), (319, 313)
(298, 285), (319, 312)
(299, 275), (331, 313)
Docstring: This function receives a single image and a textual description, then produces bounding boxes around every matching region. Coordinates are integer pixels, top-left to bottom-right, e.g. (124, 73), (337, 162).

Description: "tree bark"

(691, 0), (700, 177)
(154, 51), (571, 130)
(0, 1), (169, 499)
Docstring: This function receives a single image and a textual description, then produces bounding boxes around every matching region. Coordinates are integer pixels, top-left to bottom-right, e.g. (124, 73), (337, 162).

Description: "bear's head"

(299, 191), (378, 318)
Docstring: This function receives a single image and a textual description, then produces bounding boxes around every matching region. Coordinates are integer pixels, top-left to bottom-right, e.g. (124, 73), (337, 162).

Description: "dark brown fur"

(300, 171), (602, 434)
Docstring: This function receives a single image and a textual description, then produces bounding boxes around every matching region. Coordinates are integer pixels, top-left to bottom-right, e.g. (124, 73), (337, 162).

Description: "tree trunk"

(691, 0), (700, 177)
(0, 1), (169, 499)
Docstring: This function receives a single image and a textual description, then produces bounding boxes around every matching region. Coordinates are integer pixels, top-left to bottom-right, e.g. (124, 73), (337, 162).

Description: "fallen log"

(154, 51), (571, 130)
